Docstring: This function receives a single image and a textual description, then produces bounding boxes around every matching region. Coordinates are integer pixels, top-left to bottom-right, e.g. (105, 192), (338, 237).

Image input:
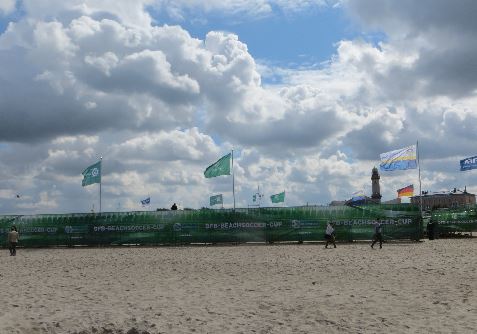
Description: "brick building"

(410, 190), (476, 210)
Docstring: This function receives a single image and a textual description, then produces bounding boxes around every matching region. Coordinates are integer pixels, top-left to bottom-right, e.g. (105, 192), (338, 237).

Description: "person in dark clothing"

(171, 203), (178, 210)
(371, 221), (383, 249)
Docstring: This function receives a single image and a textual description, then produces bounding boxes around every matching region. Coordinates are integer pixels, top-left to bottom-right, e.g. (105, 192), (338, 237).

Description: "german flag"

(397, 184), (414, 197)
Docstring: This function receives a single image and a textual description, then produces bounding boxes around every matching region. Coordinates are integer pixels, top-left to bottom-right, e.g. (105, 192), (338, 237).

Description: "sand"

(1, 239), (476, 334)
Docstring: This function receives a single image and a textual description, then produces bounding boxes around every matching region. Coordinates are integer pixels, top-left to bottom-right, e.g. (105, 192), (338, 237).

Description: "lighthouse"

(371, 167), (382, 203)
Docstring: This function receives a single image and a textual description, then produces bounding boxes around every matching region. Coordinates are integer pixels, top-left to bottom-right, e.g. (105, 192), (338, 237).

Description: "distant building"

(382, 198), (402, 205)
(329, 200), (347, 206)
(411, 190), (476, 210)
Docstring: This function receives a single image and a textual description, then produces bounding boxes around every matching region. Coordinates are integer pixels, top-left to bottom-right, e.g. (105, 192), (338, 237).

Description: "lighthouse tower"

(371, 167), (382, 203)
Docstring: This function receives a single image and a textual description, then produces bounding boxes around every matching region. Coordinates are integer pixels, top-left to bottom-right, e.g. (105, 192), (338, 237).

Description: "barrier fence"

(430, 206), (477, 235)
(0, 204), (425, 247)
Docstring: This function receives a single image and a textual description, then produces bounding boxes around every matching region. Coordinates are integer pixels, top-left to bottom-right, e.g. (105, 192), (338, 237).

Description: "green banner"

(0, 204), (427, 248)
(430, 207), (477, 234)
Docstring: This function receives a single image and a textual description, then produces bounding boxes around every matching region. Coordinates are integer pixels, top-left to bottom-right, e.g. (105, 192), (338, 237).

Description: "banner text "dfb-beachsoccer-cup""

(205, 222), (282, 230)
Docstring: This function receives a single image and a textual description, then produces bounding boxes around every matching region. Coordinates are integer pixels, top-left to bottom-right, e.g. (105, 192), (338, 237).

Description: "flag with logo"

(204, 153), (231, 178)
(82, 161), (101, 187)
(397, 185), (414, 197)
(140, 197), (151, 206)
(460, 155), (477, 171)
(380, 145), (417, 171)
(270, 191), (285, 203)
(253, 194), (263, 202)
(210, 194), (223, 206)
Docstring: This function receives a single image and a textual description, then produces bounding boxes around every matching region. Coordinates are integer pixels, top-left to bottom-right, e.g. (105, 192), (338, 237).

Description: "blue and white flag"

(380, 145), (417, 171)
(140, 197), (150, 206)
(350, 190), (366, 202)
(460, 155), (477, 171)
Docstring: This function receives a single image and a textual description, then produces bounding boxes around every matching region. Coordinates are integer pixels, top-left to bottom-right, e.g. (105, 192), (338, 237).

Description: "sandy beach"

(1, 239), (476, 334)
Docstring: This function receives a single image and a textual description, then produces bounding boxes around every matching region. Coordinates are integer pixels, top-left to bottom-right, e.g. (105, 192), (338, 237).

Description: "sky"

(1, 0), (477, 214)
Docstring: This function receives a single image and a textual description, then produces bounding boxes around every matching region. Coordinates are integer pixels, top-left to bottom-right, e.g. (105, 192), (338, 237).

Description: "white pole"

(257, 185), (260, 208)
(232, 150), (236, 211)
(99, 156), (102, 214)
(416, 141), (422, 215)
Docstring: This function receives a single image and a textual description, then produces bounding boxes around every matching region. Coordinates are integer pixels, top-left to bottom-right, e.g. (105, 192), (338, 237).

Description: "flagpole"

(416, 141), (422, 216)
(232, 150), (236, 211)
(258, 185), (261, 208)
(99, 156), (102, 215)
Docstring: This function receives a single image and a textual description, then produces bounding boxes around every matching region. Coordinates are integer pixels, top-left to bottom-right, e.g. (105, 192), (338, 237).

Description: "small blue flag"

(140, 197), (150, 206)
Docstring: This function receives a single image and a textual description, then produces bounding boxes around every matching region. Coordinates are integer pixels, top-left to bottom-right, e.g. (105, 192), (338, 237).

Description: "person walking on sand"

(8, 226), (19, 256)
(324, 222), (337, 248)
(371, 221), (383, 249)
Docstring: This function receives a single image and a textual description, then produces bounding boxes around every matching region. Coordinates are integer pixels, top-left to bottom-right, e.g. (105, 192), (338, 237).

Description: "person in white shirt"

(324, 222), (336, 248)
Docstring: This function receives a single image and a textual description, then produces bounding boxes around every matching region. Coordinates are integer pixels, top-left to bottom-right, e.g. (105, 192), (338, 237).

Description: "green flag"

(204, 153), (231, 178)
(82, 161), (101, 187)
(270, 191), (285, 203)
(210, 194), (223, 206)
